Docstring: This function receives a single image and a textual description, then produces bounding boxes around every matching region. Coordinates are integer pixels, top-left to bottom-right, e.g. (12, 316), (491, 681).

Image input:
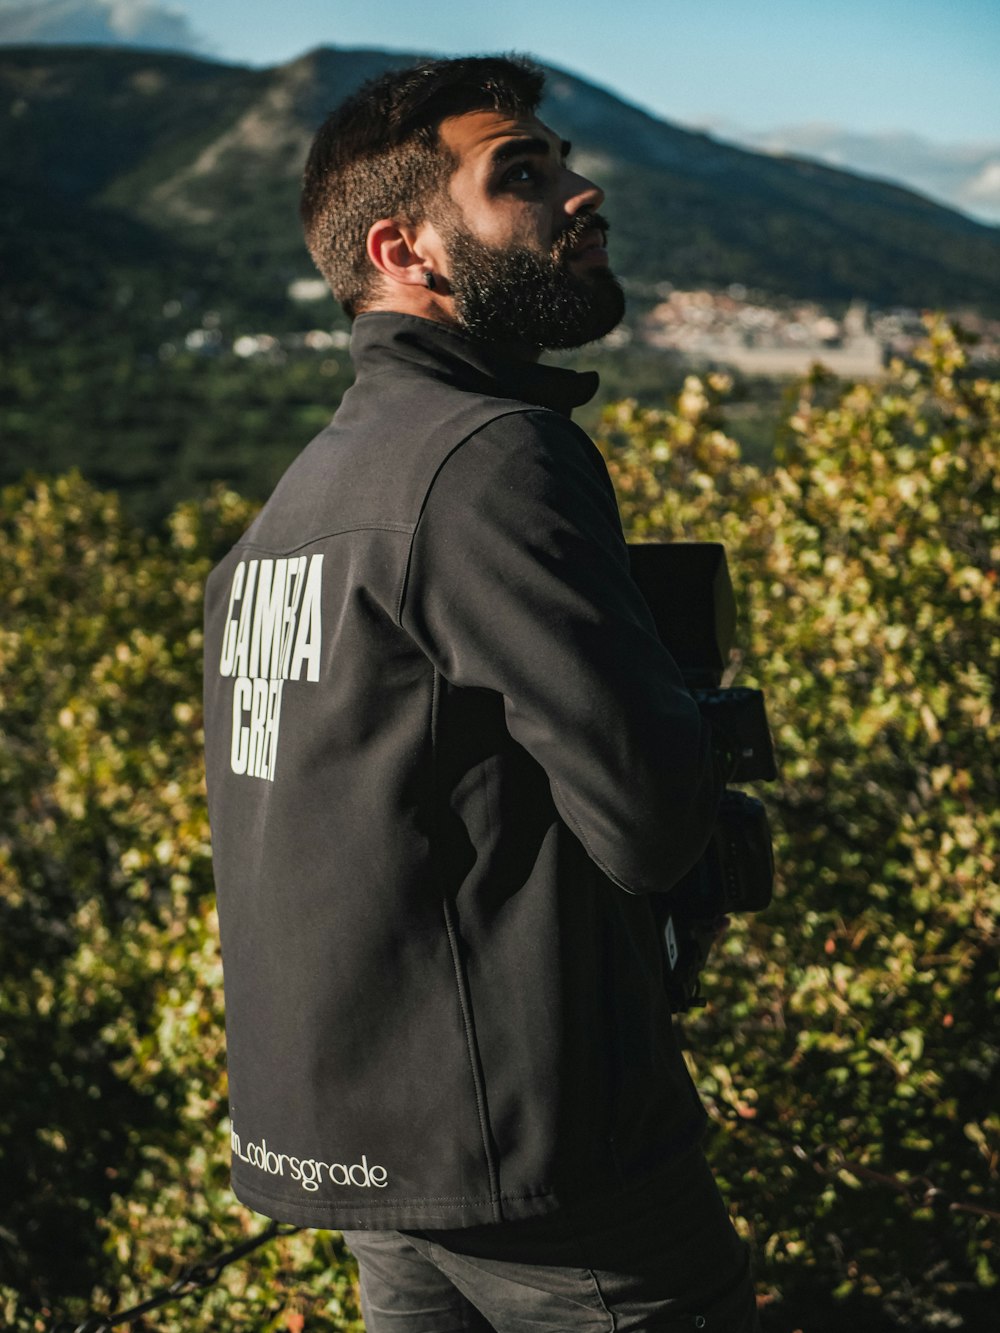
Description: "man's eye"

(503, 163), (539, 185)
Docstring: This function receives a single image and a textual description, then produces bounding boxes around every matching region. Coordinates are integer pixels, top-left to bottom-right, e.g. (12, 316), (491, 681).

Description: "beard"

(441, 212), (625, 351)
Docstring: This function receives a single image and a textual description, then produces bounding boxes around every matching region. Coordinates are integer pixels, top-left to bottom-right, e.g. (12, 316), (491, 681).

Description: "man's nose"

(562, 167), (605, 215)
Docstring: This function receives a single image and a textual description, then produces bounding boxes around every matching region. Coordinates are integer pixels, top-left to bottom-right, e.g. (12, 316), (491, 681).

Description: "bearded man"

(202, 55), (761, 1332)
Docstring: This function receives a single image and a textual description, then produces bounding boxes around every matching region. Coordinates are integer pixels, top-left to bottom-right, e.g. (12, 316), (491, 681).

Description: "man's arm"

(400, 409), (724, 895)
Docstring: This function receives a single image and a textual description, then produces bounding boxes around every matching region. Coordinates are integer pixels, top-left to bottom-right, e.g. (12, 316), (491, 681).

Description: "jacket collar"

(349, 312), (600, 417)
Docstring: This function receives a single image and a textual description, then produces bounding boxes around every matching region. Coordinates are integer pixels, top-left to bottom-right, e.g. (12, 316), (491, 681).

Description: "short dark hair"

(300, 55), (545, 317)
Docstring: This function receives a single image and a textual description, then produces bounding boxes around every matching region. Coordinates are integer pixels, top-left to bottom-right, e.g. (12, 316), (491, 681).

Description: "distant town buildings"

(639, 283), (1000, 373)
(161, 279), (1000, 374)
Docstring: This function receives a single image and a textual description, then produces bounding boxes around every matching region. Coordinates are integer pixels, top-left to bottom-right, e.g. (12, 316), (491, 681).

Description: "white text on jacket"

(231, 1124), (389, 1192)
(218, 554), (324, 781)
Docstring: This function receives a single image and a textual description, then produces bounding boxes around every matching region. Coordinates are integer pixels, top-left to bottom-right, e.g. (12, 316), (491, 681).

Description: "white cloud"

(0, 0), (208, 55)
(964, 161), (1000, 203)
(699, 120), (1000, 226)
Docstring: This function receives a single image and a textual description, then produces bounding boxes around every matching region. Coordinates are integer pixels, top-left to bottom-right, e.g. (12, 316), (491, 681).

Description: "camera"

(628, 543), (777, 1012)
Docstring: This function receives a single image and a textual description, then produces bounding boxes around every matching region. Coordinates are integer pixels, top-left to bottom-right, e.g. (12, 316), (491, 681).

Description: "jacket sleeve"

(399, 408), (723, 895)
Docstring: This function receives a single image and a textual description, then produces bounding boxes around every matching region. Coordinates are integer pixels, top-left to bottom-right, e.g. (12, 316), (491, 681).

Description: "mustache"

(552, 212), (611, 261)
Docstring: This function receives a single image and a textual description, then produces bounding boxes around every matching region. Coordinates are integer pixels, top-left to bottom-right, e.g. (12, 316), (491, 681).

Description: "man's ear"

(366, 219), (432, 288)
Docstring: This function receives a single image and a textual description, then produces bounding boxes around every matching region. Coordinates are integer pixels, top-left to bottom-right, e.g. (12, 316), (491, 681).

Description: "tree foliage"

(0, 481), (361, 1331)
(0, 319), (996, 1331)
(0, 340), (354, 530)
(598, 317), (999, 1328)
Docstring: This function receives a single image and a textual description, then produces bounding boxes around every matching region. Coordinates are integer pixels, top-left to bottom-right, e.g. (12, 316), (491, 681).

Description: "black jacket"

(203, 312), (722, 1230)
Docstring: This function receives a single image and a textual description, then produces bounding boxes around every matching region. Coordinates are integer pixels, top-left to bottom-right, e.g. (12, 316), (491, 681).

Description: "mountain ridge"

(2, 5), (997, 222)
(4, 43), (1000, 324)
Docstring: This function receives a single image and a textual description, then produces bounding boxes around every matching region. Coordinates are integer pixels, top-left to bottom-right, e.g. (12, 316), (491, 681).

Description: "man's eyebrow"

(490, 136), (572, 166)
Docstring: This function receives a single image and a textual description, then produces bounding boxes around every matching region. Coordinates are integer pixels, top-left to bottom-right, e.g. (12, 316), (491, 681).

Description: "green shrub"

(597, 317), (999, 1328)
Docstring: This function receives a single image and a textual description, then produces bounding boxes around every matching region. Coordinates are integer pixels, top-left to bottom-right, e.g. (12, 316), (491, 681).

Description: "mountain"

(5, 12), (996, 225)
(3, 42), (1000, 335)
(0, 0), (207, 54)
(707, 121), (1000, 227)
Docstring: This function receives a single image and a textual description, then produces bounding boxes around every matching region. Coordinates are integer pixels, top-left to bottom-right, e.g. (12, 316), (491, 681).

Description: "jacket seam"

(237, 522), (414, 559)
(394, 406), (558, 627)
(431, 666), (504, 1221)
(442, 899), (501, 1217)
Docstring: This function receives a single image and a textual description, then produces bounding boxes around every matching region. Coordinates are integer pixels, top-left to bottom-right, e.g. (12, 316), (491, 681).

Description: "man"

(203, 55), (760, 1332)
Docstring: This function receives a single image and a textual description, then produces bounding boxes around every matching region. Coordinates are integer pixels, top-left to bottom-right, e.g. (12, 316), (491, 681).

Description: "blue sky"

(174, 0), (998, 141)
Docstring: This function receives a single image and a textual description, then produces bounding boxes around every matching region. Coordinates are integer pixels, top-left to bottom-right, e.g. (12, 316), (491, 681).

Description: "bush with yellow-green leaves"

(1, 318), (996, 1331)
(0, 484), (362, 1332)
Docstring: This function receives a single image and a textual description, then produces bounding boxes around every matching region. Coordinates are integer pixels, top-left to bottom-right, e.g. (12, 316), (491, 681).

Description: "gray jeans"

(344, 1149), (761, 1332)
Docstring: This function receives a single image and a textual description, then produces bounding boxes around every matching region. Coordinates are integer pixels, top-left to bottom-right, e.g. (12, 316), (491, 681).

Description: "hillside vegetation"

(1, 320), (996, 1332)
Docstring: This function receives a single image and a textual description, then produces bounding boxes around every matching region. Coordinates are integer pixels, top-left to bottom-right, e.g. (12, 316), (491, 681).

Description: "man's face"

(432, 110), (625, 350)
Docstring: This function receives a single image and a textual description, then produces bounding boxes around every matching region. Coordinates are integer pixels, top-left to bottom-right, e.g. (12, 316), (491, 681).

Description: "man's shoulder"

(218, 391), (573, 563)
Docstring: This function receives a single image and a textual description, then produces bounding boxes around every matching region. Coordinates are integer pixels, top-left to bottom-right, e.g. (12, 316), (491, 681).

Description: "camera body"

(628, 543), (777, 1012)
